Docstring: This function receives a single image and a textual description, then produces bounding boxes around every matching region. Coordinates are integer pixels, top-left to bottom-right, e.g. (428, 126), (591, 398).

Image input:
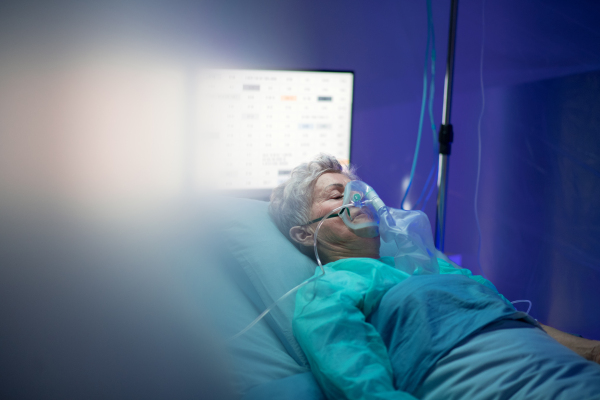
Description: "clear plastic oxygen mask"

(314, 180), (439, 275)
(311, 180), (384, 269)
(341, 180), (384, 238)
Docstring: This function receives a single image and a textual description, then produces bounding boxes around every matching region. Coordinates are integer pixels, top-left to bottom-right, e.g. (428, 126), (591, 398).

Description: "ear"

(289, 225), (314, 248)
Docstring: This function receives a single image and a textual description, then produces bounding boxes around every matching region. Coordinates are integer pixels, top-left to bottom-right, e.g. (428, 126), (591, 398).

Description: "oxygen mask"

(339, 180), (386, 238)
(311, 181), (386, 269)
(313, 180), (439, 276)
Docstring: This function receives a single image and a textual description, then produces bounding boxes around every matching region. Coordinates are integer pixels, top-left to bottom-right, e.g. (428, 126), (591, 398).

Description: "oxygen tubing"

(229, 204), (352, 342)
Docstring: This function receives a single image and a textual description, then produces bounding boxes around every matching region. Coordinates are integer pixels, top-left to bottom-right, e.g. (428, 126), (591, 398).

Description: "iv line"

(229, 204), (352, 342)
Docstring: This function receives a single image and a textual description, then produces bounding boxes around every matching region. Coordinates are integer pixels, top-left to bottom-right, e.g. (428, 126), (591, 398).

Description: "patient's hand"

(540, 323), (600, 365)
(591, 343), (600, 365)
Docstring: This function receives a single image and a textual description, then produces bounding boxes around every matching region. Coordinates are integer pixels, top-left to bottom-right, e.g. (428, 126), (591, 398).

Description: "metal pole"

(435, 0), (459, 251)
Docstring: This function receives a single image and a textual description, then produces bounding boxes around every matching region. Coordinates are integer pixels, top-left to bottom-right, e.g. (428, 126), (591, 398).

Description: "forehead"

(313, 173), (351, 196)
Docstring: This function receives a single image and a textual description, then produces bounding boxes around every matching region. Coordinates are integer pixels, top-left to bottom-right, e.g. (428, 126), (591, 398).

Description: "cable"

(227, 272), (323, 342)
(474, 0), (487, 279)
(401, 45), (429, 210)
(511, 300), (532, 314)
(402, 0), (436, 211)
(414, 0), (438, 211)
(314, 205), (351, 270)
(228, 204), (350, 342)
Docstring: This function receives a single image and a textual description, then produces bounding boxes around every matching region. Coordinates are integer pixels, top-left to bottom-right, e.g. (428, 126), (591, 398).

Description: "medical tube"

(510, 300), (532, 314)
(227, 272), (324, 342)
(313, 204), (352, 271)
(229, 204), (351, 342)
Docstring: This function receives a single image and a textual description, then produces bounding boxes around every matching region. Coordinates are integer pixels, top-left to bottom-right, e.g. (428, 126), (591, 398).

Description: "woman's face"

(302, 173), (380, 261)
(308, 172), (351, 235)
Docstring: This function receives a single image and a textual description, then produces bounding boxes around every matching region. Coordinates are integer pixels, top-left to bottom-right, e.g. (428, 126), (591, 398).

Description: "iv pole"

(435, 0), (458, 251)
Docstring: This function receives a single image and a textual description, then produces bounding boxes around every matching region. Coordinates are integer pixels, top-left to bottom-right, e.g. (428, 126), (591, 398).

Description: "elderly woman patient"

(268, 154), (600, 400)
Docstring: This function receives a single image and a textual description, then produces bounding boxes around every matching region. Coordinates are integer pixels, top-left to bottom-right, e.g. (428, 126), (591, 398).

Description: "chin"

(353, 235), (380, 258)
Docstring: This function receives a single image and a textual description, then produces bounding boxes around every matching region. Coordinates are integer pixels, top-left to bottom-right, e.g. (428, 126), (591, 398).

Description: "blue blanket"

(245, 322), (600, 400)
(244, 267), (600, 399)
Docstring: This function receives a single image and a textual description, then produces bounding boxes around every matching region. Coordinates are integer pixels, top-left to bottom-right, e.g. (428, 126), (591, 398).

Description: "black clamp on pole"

(438, 124), (454, 155)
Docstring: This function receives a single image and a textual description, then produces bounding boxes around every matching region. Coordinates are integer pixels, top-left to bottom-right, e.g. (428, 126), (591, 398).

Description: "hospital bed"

(212, 197), (443, 399)
(210, 196), (600, 400)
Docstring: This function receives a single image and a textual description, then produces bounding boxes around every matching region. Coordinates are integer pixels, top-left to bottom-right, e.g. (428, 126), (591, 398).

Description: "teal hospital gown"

(293, 257), (532, 400)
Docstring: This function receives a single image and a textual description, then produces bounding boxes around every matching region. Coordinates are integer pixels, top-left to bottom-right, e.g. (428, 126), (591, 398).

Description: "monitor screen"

(197, 69), (354, 196)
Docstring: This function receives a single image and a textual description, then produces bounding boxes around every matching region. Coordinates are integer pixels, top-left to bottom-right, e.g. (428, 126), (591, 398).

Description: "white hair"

(269, 154), (359, 257)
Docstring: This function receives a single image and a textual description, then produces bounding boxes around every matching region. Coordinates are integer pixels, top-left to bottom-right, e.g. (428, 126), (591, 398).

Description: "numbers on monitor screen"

(203, 70), (352, 190)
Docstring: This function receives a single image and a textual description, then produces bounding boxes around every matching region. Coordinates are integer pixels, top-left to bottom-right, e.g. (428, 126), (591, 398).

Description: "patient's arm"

(294, 260), (416, 400)
(540, 323), (600, 364)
